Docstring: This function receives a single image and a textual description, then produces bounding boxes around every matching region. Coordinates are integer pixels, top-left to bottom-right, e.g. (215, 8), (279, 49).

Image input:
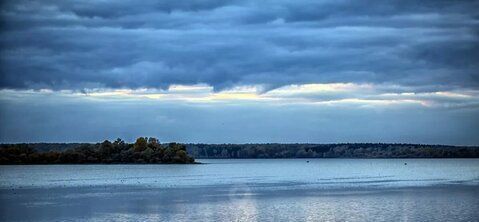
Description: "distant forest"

(1, 142), (478, 164)
(0, 138), (195, 164)
(186, 143), (479, 159)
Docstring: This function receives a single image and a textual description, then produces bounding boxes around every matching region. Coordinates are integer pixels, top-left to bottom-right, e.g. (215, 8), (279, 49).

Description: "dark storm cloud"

(0, 0), (478, 91)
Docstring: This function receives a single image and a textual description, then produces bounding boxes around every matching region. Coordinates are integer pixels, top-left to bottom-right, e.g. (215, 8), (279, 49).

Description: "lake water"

(1, 159), (478, 221)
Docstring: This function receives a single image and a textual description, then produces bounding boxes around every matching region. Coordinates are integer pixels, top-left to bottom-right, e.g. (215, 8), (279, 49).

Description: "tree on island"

(0, 137), (195, 164)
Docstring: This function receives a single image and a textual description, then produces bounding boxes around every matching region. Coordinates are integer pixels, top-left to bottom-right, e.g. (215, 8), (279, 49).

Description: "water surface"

(1, 159), (478, 221)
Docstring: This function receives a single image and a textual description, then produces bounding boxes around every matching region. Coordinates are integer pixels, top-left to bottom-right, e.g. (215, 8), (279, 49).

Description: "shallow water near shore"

(1, 159), (479, 221)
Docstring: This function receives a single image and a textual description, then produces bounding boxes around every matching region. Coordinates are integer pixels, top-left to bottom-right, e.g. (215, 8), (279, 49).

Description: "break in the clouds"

(0, 0), (479, 144)
(1, 0), (478, 91)
(1, 89), (479, 145)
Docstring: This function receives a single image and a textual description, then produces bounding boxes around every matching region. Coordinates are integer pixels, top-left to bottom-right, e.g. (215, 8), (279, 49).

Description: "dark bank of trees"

(0, 137), (195, 164)
(2, 142), (478, 164)
(186, 143), (479, 159)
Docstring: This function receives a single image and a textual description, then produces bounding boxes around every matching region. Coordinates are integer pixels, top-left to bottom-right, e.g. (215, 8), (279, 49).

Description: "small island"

(0, 137), (196, 164)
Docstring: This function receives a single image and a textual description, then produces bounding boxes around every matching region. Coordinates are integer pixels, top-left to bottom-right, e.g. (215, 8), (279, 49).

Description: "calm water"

(1, 159), (479, 221)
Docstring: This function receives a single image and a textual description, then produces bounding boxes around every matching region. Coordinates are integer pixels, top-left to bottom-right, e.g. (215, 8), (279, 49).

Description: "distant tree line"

(2, 142), (478, 164)
(0, 138), (195, 164)
(186, 143), (479, 158)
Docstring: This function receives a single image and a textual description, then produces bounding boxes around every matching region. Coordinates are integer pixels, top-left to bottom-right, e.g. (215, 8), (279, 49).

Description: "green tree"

(147, 137), (162, 150)
(100, 140), (113, 159)
(134, 137), (148, 152)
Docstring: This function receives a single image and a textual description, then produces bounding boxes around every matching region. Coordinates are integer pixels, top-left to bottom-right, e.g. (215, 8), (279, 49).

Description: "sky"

(0, 0), (478, 145)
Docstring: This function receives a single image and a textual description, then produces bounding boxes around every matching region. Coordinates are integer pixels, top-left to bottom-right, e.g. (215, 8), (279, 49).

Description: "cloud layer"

(3, 83), (476, 108)
(2, 88), (478, 145)
(1, 1), (479, 144)
(1, 0), (478, 91)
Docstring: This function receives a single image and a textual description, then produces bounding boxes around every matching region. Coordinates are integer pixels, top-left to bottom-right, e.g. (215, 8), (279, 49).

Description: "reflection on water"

(0, 159), (478, 221)
(225, 183), (258, 221)
(35, 185), (474, 222)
